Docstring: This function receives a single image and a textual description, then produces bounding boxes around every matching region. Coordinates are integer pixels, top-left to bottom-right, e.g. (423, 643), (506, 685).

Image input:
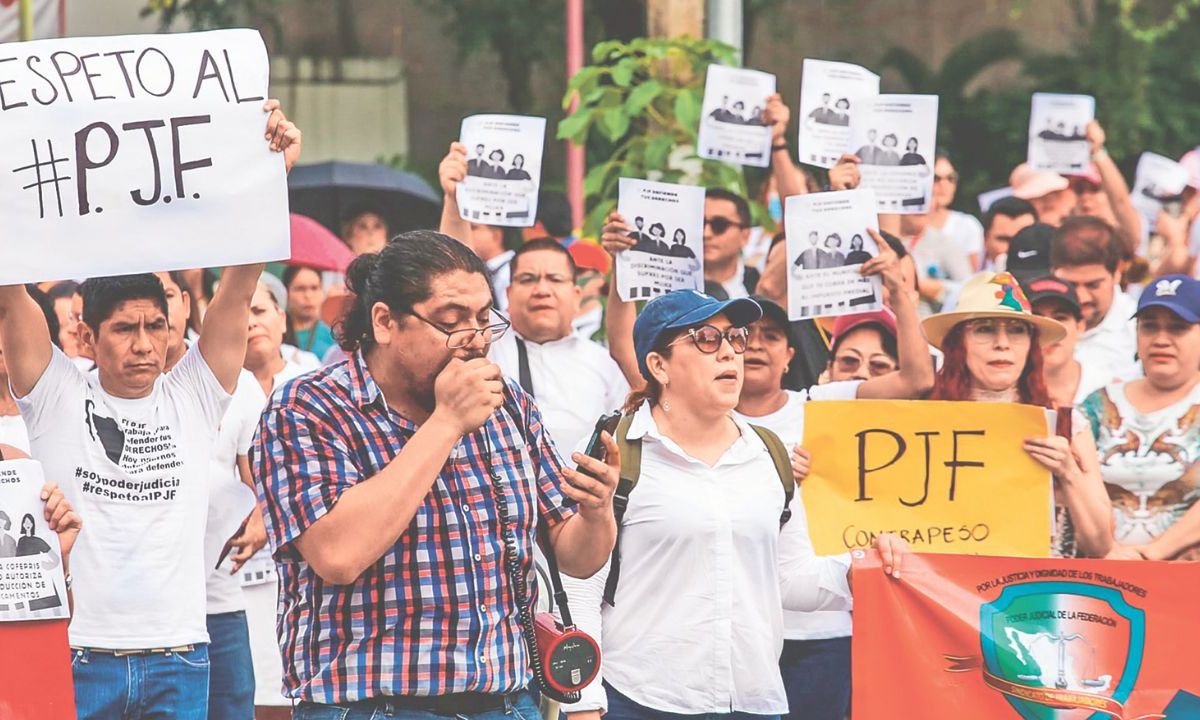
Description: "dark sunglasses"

(704, 217), (745, 234)
(934, 173), (959, 184)
(668, 325), (748, 354)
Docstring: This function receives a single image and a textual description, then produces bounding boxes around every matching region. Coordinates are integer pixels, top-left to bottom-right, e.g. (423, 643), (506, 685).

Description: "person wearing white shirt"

(0, 348), (30, 454)
(980, 197), (1038, 274)
(490, 239), (628, 454)
(3, 266), (264, 720)
(0, 104), (296, 720)
(157, 271), (269, 719)
(244, 277), (320, 399)
(928, 154), (987, 268)
(561, 290), (907, 720)
(1051, 217), (1140, 380)
(1023, 276), (1116, 409)
(702, 189), (759, 300)
(732, 273), (932, 720)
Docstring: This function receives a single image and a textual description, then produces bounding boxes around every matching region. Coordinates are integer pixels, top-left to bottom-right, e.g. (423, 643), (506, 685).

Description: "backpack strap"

(751, 424), (795, 526)
(602, 413), (639, 607)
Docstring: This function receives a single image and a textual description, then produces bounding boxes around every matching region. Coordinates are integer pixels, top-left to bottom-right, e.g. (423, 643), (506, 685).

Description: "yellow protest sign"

(801, 400), (1051, 557)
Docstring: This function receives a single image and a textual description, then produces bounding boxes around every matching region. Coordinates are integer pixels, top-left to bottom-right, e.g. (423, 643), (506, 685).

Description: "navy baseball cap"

(1135, 274), (1200, 323)
(633, 290), (762, 379)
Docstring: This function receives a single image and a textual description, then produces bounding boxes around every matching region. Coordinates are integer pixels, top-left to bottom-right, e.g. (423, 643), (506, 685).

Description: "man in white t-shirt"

(0, 102), (300, 720)
(1051, 216), (1140, 380)
(489, 239), (629, 454)
(157, 270), (269, 719)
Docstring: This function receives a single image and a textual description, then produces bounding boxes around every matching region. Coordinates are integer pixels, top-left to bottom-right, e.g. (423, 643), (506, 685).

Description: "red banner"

(0, 620), (76, 719)
(852, 551), (1200, 720)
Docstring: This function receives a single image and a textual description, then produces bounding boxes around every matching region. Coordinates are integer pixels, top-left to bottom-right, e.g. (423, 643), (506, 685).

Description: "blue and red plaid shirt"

(251, 351), (576, 703)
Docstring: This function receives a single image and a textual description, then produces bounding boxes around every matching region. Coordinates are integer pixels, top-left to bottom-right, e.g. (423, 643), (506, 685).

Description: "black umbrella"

(287, 161), (442, 239)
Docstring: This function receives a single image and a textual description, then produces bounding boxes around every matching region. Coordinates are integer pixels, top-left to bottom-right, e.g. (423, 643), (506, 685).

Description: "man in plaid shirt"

(252, 229), (619, 718)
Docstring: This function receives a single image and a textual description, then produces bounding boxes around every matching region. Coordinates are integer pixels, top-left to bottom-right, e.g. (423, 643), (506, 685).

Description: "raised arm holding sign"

(0, 96), (299, 720)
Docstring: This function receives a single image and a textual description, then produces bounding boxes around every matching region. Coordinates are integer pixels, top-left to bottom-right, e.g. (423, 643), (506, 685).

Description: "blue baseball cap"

(1135, 274), (1200, 323)
(632, 290), (763, 379)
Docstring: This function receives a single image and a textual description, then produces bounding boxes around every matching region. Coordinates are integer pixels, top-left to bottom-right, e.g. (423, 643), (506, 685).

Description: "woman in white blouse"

(561, 289), (905, 720)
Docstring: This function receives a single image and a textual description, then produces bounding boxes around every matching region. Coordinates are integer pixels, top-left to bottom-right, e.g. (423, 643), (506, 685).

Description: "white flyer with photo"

(851, 95), (939, 214)
(0, 459), (68, 622)
(697, 65), (775, 167)
(456, 114), (546, 227)
(785, 188), (882, 320)
(1131, 151), (1190, 253)
(797, 59), (880, 168)
(1027, 93), (1095, 174)
(615, 178), (705, 301)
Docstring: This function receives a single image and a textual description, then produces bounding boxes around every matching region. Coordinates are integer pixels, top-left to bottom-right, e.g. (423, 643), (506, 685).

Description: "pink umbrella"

(288, 213), (354, 272)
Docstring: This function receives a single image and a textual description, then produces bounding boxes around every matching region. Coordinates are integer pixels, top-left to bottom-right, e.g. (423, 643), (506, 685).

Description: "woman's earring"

(662, 399), (671, 412)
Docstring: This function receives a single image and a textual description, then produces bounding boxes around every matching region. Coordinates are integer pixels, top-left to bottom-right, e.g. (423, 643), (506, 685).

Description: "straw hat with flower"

(920, 272), (1067, 350)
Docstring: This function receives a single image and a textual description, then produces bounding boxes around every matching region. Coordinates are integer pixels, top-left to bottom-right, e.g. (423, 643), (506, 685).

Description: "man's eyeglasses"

(512, 272), (573, 287)
(833, 354), (897, 377)
(409, 308), (511, 349)
(704, 217), (745, 235)
(934, 173), (959, 184)
(668, 325), (749, 354)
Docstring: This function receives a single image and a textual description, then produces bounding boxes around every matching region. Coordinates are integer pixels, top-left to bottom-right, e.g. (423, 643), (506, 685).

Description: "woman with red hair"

(922, 272), (1113, 558)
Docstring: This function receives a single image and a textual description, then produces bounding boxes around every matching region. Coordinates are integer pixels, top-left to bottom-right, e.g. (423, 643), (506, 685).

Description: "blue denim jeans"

(778, 637), (851, 720)
(72, 644), (210, 720)
(292, 690), (542, 720)
(207, 611), (255, 719)
(605, 682), (780, 720)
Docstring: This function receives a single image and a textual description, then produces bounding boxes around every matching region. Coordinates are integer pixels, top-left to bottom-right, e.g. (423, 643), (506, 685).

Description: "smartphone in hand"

(578, 411), (622, 476)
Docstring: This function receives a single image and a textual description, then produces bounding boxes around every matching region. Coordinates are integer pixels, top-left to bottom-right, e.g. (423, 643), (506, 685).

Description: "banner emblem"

(980, 582), (1145, 719)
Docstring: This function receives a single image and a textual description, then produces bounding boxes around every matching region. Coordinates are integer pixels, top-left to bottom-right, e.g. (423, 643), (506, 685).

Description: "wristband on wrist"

(771, 143), (789, 153)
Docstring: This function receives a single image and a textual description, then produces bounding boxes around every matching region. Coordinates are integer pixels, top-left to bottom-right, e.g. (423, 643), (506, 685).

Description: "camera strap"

(515, 337), (535, 398)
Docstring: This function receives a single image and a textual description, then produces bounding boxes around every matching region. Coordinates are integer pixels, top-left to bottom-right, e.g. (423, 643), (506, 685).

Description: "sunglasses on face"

(668, 324), (749, 354)
(704, 217), (745, 235)
(833, 354), (897, 377)
(934, 173), (959, 184)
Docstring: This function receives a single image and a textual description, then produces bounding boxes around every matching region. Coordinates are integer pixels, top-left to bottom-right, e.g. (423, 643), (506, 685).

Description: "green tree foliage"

(142, 0), (282, 30)
(878, 28), (1027, 207)
(557, 37), (754, 237)
(881, 0), (1200, 205)
(1023, 0), (1200, 169)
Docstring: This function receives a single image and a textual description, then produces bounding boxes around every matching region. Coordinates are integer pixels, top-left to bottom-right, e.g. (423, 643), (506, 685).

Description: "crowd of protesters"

(3, 49), (1200, 720)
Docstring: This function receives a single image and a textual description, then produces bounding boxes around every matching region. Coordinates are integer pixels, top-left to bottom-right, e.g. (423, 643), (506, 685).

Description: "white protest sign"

(977, 185), (1014, 213)
(1027, 93), (1094, 174)
(615, 178), (705, 301)
(797, 59), (880, 168)
(457, 114), (546, 227)
(0, 459), (68, 622)
(0, 29), (290, 285)
(697, 65), (775, 168)
(1132, 151), (1190, 257)
(852, 95), (939, 214)
(785, 189), (882, 320)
